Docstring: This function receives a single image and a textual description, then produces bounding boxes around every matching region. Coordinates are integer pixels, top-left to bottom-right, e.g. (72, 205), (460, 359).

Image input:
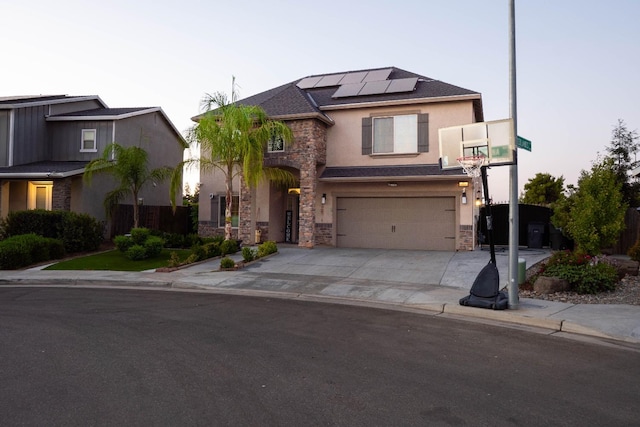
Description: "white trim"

(0, 168), (86, 179)
(47, 107), (160, 121)
(0, 95), (106, 110)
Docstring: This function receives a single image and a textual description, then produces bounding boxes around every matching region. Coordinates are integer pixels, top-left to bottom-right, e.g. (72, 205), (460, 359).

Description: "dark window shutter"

(417, 113), (429, 152)
(362, 117), (372, 155)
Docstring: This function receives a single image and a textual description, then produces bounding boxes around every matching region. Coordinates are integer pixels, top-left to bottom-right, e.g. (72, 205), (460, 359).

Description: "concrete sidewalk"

(2, 246), (640, 346)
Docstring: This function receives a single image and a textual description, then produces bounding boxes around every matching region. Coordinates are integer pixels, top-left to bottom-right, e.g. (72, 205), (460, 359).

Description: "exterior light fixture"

(475, 190), (482, 207)
(461, 188), (467, 205)
(458, 181), (469, 187)
(388, 182), (398, 187)
(321, 193), (326, 205)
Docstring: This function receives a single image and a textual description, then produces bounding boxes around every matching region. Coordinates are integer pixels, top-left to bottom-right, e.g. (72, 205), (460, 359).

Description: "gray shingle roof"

(0, 161), (89, 178)
(48, 107), (155, 118)
(319, 164), (464, 180)
(230, 66), (482, 123)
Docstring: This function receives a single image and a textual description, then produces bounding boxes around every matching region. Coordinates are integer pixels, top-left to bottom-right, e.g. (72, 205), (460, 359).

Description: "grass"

(44, 249), (193, 272)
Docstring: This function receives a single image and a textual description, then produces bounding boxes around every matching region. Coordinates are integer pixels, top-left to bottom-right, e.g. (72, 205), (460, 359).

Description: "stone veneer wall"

(244, 118), (328, 248)
(315, 223), (332, 246)
(198, 221), (233, 239)
(458, 224), (474, 251)
(52, 178), (72, 211)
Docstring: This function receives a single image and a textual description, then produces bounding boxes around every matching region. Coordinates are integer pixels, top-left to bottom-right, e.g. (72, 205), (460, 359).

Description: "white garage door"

(336, 197), (456, 250)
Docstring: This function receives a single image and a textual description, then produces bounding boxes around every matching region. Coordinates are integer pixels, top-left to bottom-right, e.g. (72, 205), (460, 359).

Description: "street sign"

(516, 136), (531, 151)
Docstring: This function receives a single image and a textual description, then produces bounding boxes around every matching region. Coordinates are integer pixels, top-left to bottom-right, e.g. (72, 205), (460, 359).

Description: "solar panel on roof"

(362, 68), (392, 82)
(332, 82), (365, 98)
(385, 77), (419, 94)
(358, 80), (391, 96)
(296, 76), (323, 89)
(315, 74), (346, 87)
(338, 71), (368, 85)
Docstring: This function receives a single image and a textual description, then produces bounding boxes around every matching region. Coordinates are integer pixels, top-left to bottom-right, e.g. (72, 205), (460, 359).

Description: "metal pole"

(508, 0), (520, 308)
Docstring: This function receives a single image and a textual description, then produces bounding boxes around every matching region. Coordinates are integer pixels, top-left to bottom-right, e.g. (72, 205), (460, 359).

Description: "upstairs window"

(81, 129), (97, 152)
(268, 135), (285, 152)
(373, 114), (417, 154)
(362, 113), (429, 155)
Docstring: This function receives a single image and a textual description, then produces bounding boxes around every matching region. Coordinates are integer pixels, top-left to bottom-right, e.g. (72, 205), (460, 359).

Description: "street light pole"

(508, 0), (520, 308)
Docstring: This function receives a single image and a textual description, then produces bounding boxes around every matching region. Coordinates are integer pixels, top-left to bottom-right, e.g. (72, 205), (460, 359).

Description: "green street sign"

(517, 136), (532, 151)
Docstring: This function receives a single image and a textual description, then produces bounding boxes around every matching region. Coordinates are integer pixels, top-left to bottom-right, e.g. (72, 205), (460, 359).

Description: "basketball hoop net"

(457, 155), (486, 178)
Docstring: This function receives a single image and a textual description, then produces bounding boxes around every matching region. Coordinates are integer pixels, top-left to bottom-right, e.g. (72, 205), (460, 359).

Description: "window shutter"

(417, 113), (429, 153)
(362, 117), (372, 155)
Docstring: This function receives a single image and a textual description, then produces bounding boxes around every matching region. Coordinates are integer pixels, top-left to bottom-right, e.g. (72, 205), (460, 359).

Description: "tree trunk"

(225, 171), (233, 241)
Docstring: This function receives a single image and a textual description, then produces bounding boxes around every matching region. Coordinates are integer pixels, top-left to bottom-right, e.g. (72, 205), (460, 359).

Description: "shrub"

(541, 250), (619, 294)
(144, 236), (165, 258)
(203, 242), (221, 259)
(125, 244), (148, 261)
(220, 257), (236, 269)
(242, 247), (257, 262)
(130, 228), (150, 245)
(0, 234), (65, 269)
(574, 262), (618, 294)
(0, 210), (103, 253)
(220, 239), (239, 256)
(628, 239), (640, 262)
(257, 241), (278, 258)
(114, 235), (134, 252)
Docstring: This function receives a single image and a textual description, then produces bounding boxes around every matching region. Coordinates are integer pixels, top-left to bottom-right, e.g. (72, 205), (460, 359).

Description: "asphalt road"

(1, 287), (639, 426)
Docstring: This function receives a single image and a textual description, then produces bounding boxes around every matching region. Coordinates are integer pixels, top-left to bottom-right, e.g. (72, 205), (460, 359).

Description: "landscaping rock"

(533, 276), (571, 294)
(616, 260), (639, 278)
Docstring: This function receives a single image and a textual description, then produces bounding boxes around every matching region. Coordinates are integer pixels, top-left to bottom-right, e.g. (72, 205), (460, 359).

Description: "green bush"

(0, 210), (103, 253)
(628, 240), (640, 262)
(220, 257), (236, 269)
(114, 235), (134, 252)
(0, 234), (65, 269)
(203, 242), (221, 259)
(125, 244), (148, 261)
(144, 236), (165, 258)
(574, 262), (618, 294)
(541, 250), (619, 294)
(220, 239), (239, 255)
(242, 247), (257, 262)
(257, 241), (278, 258)
(130, 228), (150, 245)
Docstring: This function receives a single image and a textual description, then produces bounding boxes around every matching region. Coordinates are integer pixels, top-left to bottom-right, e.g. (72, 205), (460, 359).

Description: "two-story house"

(0, 95), (185, 227)
(198, 67), (483, 251)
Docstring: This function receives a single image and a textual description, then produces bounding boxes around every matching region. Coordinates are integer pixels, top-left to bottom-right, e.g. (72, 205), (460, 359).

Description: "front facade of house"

(198, 67), (483, 251)
(0, 95), (185, 226)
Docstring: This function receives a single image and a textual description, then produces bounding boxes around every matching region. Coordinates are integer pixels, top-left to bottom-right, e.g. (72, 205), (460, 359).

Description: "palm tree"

(172, 80), (294, 240)
(84, 143), (173, 229)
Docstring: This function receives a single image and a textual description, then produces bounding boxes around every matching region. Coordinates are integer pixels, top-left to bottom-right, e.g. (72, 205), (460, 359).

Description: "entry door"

(336, 197), (456, 250)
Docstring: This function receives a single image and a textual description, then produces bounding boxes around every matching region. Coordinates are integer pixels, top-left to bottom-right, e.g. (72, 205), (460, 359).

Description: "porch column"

(238, 177), (252, 245)
(298, 162), (316, 248)
(52, 178), (72, 211)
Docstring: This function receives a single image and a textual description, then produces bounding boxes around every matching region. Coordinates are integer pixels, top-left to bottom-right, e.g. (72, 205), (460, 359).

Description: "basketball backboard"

(438, 119), (515, 169)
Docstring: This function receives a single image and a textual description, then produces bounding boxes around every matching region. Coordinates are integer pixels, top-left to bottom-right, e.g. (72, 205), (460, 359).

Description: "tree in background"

(84, 143), (173, 229)
(172, 79), (295, 240)
(520, 173), (565, 205)
(552, 157), (626, 255)
(183, 183), (200, 233)
(605, 119), (640, 206)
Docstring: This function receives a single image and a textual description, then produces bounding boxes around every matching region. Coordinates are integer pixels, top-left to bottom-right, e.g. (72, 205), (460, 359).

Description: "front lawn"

(44, 249), (193, 272)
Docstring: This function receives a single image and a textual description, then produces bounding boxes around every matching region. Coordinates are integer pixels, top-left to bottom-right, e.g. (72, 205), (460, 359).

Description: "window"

(81, 129), (97, 152)
(268, 134), (285, 152)
(218, 195), (240, 228)
(362, 113), (429, 155)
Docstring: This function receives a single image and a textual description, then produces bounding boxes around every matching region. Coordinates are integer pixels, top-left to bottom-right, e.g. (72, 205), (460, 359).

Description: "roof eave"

(319, 174), (469, 183)
(0, 95), (106, 110)
(0, 168), (86, 179)
(319, 94), (482, 111)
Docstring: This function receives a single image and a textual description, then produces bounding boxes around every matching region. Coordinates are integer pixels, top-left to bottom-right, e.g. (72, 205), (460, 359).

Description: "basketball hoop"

(457, 155), (486, 178)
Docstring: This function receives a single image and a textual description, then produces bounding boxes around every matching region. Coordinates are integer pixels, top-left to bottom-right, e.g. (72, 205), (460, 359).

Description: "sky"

(2, 0), (639, 201)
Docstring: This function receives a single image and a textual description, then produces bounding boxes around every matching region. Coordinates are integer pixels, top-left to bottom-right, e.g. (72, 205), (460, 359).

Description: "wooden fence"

(110, 204), (193, 238)
(612, 208), (640, 255)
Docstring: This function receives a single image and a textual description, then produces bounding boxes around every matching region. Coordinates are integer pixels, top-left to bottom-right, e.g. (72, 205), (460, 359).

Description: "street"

(1, 287), (638, 426)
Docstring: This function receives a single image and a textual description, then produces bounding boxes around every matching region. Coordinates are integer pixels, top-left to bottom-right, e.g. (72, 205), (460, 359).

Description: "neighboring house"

(0, 95), (185, 228)
(198, 67), (484, 251)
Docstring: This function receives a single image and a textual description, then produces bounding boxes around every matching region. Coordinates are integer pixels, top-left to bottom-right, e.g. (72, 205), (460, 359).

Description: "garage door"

(336, 197), (456, 250)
